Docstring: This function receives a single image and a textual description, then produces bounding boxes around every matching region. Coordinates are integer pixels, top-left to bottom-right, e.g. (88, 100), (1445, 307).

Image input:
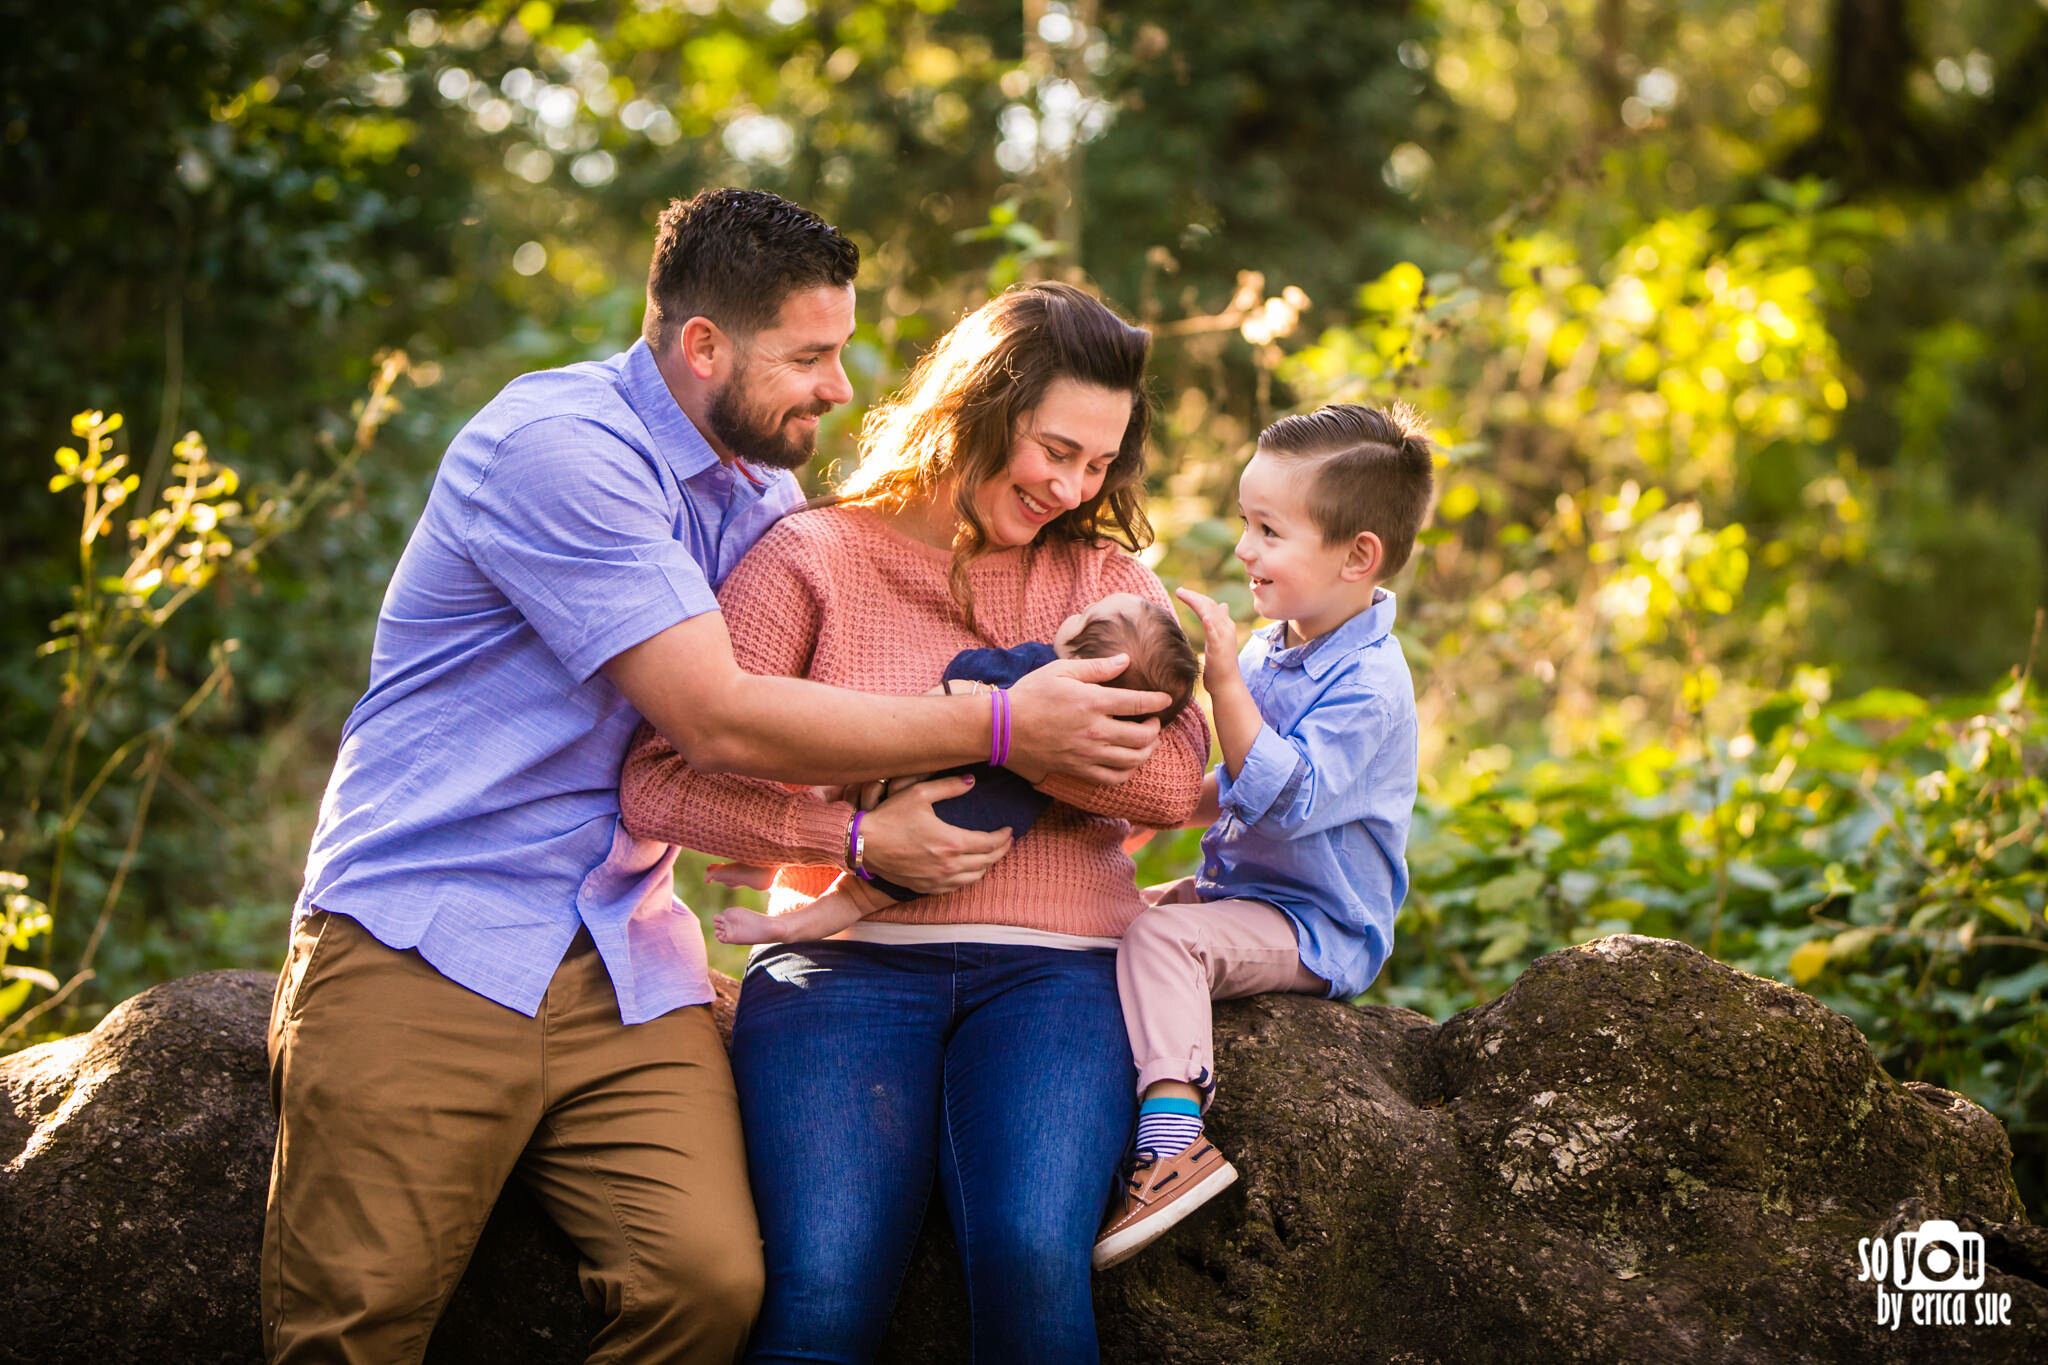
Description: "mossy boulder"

(2, 936), (2041, 1363)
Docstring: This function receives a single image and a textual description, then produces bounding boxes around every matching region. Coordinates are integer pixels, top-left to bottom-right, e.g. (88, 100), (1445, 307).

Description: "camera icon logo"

(1891, 1220), (1985, 1292)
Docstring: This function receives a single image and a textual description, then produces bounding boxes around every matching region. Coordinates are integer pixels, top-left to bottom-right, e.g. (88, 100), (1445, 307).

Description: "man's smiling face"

(706, 283), (857, 470)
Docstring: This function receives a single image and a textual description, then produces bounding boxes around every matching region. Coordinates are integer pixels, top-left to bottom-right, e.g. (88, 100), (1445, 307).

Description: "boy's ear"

(1341, 530), (1384, 583)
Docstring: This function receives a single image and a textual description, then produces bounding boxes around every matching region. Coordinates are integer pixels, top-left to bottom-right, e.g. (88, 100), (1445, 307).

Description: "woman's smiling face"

(972, 376), (1131, 549)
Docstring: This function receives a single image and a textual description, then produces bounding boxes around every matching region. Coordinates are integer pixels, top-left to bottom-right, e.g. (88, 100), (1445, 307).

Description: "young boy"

(1093, 402), (1432, 1271)
(711, 591), (1200, 944)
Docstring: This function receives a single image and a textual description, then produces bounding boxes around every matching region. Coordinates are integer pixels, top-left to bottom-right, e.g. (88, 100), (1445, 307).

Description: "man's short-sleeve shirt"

(294, 340), (801, 1023)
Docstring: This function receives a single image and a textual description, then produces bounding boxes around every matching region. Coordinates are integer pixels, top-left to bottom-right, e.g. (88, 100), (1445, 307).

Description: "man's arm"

(602, 611), (1170, 787)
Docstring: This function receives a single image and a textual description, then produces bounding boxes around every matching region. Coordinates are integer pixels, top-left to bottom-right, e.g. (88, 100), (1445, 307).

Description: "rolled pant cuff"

(1134, 1057), (1217, 1111)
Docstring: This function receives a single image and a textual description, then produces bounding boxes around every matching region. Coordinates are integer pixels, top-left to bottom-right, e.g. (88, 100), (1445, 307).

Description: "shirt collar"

(621, 338), (724, 484)
(1257, 588), (1398, 679)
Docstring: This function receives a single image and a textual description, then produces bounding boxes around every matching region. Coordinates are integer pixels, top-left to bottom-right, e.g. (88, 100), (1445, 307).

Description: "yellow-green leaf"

(1788, 939), (1830, 984)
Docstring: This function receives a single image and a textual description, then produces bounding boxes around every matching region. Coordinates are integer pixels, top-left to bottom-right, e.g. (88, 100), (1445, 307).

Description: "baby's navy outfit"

(867, 642), (1058, 902)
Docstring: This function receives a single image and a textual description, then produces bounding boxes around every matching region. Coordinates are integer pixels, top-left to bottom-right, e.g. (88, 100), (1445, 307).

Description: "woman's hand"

(860, 774), (1014, 895)
(1005, 655), (1167, 786)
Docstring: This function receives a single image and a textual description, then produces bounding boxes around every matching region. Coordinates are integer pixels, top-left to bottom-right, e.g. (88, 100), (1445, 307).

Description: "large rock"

(2, 937), (2041, 1363)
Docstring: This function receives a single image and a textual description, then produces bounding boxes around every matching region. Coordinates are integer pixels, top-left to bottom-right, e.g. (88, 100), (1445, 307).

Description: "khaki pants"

(262, 911), (762, 1365)
(1118, 876), (1327, 1106)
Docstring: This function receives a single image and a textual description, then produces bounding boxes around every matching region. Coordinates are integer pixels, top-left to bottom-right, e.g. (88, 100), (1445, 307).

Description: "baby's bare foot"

(713, 908), (779, 946)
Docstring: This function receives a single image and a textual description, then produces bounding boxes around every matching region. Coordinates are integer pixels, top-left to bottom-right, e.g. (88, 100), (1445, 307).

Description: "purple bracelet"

(848, 809), (873, 881)
(990, 688), (1011, 767)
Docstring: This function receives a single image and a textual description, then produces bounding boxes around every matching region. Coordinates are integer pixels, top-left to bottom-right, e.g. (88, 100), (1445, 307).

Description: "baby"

(711, 591), (1200, 945)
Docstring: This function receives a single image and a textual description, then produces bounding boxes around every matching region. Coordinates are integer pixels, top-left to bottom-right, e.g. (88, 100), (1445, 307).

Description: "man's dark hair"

(1066, 601), (1201, 726)
(1257, 401), (1436, 577)
(642, 188), (860, 348)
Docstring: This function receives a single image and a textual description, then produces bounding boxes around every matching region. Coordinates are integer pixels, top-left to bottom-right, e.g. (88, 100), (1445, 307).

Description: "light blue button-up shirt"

(295, 340), (802, 1023)
(1196, 590), (1416, 998)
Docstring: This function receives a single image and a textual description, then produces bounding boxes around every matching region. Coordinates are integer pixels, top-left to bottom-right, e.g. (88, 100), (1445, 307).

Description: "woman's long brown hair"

(832, 281), (1154, 637)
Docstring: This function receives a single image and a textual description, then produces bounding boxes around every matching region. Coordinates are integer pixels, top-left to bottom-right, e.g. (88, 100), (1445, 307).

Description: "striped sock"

(1134, 1096), (1204, 1159)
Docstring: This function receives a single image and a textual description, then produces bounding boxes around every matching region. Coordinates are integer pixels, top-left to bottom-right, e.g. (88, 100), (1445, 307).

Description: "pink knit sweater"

(619, 505), (1210, 938)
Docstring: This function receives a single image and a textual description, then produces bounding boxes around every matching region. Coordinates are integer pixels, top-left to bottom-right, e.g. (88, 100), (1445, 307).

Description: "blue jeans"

(731, 939), (1136, 1365)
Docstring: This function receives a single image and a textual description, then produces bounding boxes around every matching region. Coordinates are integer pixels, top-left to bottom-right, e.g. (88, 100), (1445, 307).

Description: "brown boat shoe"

(1091, 1138), (1239, 1271)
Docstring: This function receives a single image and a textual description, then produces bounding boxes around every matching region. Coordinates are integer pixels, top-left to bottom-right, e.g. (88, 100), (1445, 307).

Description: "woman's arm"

(620, 723), (854, 865)
(1028, 557), (1211, 828)
(617, 530), (1012, 893)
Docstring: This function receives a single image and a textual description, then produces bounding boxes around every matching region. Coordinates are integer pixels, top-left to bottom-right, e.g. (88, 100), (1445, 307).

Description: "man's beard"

(706, 361), (828, 471)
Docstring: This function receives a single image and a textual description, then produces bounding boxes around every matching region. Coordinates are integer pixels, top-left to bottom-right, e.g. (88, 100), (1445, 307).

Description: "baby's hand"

(1175, 587), (1244, 693)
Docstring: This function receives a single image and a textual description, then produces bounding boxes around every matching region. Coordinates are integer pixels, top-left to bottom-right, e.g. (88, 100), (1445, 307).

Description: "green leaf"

(1476, 919), (1530, 966)
(1979, 896), (2034, 933)
(1977, 962), (2048, 1007)
(1475, 868), (1544, 912)
(1834, 689), (1930, 721)
(0, 979), (32, 1018)
(1727, 861), (1782, 893)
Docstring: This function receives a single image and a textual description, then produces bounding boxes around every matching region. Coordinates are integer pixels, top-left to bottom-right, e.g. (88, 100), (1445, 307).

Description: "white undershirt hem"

(830, 920), (1121, 951)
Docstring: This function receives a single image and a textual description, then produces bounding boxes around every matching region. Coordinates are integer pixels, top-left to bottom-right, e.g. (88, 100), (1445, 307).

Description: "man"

(263, 188), (1168, 1365)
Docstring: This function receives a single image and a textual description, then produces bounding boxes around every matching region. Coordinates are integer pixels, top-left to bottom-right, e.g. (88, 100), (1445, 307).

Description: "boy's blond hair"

(1257, 402), (1435, 576)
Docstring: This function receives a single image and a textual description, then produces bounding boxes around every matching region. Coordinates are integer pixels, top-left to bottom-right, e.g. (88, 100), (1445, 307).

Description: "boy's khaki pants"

(1119, 876), (1328, 1105)
(261, 910), (762, 1365)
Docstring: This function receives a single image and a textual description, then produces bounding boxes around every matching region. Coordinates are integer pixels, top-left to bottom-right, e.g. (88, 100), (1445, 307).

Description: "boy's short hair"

(1257, 402), (1436, 576)
(643, 188), (860, 348)
(1065, 602), (1200, 726)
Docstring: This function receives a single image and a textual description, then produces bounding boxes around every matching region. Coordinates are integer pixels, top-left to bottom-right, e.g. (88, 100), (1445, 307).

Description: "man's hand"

(861, 774), (1013, 895)
(1005, 655), (1168, 786)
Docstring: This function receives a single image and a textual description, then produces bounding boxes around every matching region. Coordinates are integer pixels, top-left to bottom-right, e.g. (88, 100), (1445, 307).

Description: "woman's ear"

(1342, 531), (1385, 583)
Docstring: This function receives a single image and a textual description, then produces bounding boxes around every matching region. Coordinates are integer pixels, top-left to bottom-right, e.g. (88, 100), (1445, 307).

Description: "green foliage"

(5, 0), (2047, 1226)
(1, 360), (410, 1046)
(1368, 662), (2048, 1215)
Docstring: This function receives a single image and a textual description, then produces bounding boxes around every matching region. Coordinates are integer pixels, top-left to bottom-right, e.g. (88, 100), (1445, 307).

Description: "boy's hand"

(1175, 587), (1260, 780)
(1175, 588), (1244, 694)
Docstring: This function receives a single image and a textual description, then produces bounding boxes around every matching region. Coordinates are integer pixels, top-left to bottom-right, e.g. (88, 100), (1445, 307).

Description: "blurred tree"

(1780, 0), (2048, 195)
(3, 6), (2044, 1224)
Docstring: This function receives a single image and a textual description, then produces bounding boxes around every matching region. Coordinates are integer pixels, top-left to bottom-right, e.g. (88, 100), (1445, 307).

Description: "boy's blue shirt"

(1196, 589), (1416, 998)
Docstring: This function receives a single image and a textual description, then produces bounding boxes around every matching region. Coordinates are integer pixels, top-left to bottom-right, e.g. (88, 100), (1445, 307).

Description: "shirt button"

(1204, 865), (1219, 878)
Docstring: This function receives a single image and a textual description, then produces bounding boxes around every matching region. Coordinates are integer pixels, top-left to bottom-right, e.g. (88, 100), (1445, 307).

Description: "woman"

(619, 281), (1208, 1364)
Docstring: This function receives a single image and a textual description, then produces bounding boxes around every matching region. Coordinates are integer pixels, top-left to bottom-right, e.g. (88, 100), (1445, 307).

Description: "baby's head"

(1238, 402), (1435, 634)
(1052, 592), (1200, 725)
